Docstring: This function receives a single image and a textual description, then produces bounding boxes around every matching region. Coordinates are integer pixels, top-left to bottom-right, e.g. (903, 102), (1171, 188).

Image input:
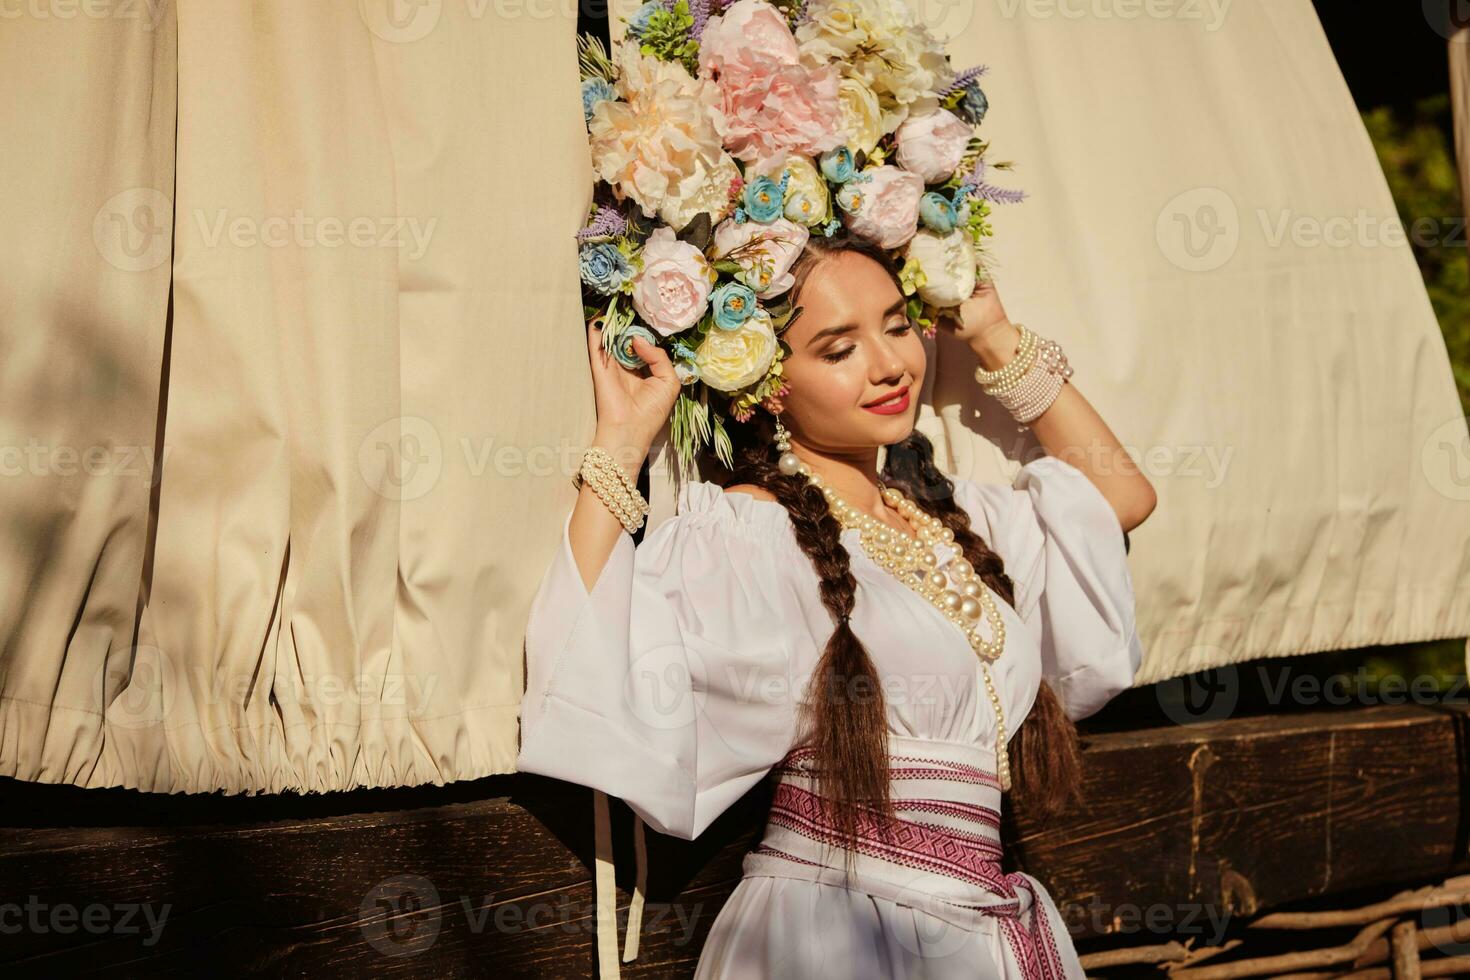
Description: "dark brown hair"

(713, 230), (1083, 876)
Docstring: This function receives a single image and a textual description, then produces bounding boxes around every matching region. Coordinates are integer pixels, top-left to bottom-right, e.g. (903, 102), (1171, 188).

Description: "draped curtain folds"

(0, 0), (592, 794)
(2, 0), (1467, 796)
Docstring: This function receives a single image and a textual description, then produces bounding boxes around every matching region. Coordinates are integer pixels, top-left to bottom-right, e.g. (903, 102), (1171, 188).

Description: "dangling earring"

(774, 416), (803, 477)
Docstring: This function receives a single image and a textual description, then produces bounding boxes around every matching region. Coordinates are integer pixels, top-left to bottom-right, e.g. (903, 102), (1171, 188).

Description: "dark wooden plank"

(1009, 705), (1470, 944)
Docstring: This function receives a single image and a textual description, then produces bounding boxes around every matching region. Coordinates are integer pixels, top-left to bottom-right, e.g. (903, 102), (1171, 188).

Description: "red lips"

(862, 385), (911, 414)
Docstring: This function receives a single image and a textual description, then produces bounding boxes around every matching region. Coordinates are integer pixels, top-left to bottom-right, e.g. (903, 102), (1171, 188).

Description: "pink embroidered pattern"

(758, 745), (1070, 980)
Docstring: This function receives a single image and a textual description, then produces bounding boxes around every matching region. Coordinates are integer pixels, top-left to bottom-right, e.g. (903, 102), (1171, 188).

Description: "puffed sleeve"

(955, 455), (1144, 721)
(516, 501), (802, 841)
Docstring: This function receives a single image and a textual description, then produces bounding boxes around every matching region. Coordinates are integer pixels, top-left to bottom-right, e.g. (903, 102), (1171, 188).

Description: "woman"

(517, 230), (1157, 978)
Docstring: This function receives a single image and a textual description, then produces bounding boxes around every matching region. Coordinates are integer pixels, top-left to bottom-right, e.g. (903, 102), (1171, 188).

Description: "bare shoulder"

(723, 483), (778, 503)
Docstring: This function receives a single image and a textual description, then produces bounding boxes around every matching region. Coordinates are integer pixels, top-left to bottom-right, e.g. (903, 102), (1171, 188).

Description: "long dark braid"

(714, 233), (1084, 876)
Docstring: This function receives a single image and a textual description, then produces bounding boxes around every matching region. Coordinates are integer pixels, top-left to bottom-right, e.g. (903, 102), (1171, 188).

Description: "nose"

(872, 334), (907, 384)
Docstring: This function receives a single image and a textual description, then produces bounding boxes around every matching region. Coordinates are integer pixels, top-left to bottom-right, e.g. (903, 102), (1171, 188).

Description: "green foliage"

(1361, 93), (1470, 416)
(639, 0), (700, 75)
(577, 33), (618, 83)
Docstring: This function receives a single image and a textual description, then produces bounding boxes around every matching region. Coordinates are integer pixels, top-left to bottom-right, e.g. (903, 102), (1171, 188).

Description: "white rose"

(904, 228), (976, 307)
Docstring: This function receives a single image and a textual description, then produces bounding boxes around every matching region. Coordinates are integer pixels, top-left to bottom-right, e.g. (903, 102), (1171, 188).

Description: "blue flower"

(835, 182), (865, 214)
(918, 192), (958, 233)
(711, 281), (757, 331)
(957, 82), (988, 126)
(579, 242), (632, 296)
(627, 0), (662, 38)
(819, 146), (856, 183)
(742, 176), (786, 223)
(581, 78), (617, 124)
(613, 323), (660, 370)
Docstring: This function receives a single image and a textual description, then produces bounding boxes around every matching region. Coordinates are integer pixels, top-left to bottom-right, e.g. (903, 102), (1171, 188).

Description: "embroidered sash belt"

(741, 734), (1070, 980)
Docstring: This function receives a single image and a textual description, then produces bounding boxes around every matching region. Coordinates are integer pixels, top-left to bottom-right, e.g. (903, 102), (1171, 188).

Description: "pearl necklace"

(778, 452), (1013, 790)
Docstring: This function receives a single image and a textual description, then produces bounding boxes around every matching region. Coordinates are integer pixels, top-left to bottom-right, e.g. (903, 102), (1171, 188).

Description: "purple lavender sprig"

(686, 0), (711, 38)
(970, 182), (1028, 205)
(957, 158), (1027, 205)
(939, 64), (989, 99)
(576, 203), (629, 242)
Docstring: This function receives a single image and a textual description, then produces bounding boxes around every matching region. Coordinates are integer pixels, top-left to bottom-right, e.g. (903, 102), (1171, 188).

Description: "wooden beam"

(0, 704), (1464, 974)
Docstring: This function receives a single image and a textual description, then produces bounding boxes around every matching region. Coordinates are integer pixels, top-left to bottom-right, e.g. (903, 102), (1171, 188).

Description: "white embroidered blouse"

(515, 454), (1144, 975)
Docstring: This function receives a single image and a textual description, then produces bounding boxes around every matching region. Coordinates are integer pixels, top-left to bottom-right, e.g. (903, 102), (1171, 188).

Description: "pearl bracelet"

(973, 323), (1074, 424)
(573, 447), (649, 534)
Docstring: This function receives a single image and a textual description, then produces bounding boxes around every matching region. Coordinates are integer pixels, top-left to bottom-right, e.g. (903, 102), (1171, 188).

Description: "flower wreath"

(576, 0), (1025, 476)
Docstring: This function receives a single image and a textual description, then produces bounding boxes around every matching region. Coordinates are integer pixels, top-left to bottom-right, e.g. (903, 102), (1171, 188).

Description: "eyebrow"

(805, 296), (908, 349)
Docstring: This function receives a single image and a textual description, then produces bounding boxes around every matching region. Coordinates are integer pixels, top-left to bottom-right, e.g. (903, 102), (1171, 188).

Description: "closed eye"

(821, 320), (912, 364)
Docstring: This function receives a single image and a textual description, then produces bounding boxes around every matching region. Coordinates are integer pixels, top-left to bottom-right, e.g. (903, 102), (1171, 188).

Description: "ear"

(760, 394), (785, 415)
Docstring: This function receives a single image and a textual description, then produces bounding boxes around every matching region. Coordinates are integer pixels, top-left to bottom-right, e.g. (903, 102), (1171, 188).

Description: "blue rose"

(627, 0), (661, 38)
(958, 82), (988, 126)
(581, 78), (617, 124)
(819, 146), (856, 183)
(918, 192), (958, 233)
(613, 323), (660, 370)
(579, 242), (631, 296)
(742, 176), (785, 223)
(711, 281), (757, 331)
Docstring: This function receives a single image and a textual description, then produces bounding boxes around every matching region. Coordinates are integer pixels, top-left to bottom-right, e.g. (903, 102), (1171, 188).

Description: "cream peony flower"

(796, 0), (953, 136)
(695, 307), (778, 391)
(837, 78), (883, 157)
(777, 155), (832, 227)
(588, 41), (738, 231)
(660, 154), (741, 231)
(904, 228), (977, 307)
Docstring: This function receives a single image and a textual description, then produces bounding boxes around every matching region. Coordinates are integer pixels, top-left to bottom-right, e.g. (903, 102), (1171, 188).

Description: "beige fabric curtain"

(4, 0), (1467, 797)
(0, 1), (591, 793)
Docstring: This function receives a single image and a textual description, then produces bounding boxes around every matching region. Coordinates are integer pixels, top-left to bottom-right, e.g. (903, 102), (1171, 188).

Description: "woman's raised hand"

(586, 322), (681, 465)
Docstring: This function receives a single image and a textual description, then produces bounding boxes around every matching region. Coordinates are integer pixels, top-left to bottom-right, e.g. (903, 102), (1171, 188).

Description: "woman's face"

(776, 249), (927, 454)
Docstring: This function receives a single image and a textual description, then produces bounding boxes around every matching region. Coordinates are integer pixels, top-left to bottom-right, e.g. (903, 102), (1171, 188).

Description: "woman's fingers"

(630, 335), (676, 385)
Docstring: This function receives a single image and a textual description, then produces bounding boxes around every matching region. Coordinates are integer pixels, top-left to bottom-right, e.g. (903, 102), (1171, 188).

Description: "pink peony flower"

(632, 227), (715, 335)
(711, 216), (811, 299)
(895, 108), (972, 184)
(699, 0), (800, 65)
(840, 166), (924, 249)
(698, 0), (843, 172)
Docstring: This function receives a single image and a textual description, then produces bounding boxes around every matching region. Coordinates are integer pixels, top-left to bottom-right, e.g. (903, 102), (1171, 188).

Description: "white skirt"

(693, 735), (1085, 980)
